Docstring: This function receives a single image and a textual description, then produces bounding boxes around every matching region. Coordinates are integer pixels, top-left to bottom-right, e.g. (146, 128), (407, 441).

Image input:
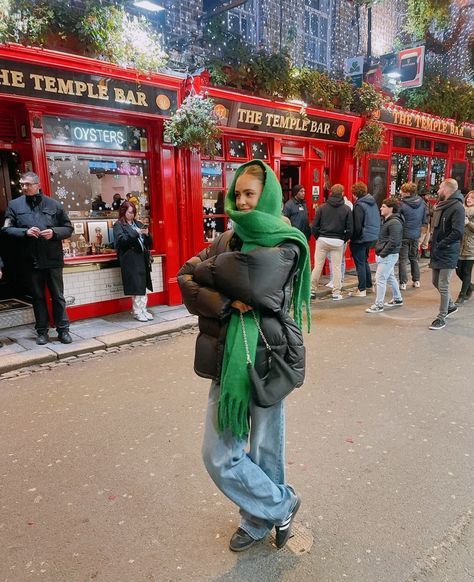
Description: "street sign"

(344, 56), (364, 88)
(398, 46), (425, 88)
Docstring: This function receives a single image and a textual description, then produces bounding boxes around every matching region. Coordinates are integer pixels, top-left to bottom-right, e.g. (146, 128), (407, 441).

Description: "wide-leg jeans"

(202, 381), (297, 540)
(374, 253), (402, 307)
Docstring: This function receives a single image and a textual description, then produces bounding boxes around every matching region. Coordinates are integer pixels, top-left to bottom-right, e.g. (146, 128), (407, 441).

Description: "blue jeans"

(202, 381), (297, 540)
(375, 254), (402, 306)
(350, 241), (374, 291)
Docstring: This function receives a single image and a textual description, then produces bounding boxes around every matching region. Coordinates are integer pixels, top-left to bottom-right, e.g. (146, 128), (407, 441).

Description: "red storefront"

(363, 104), (474, 206)
(0, 45), (185, 321)
(183, 82), (362, 258)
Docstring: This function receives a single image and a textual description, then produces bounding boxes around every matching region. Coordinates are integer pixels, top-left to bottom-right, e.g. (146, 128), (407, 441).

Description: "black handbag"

(240, 312), (305, 408)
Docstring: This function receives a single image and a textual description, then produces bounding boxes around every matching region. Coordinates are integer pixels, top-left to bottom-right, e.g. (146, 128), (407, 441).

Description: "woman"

(113, 201), (153, 322)
(455, 190), (474, 303)
(178, 160), (311, 553)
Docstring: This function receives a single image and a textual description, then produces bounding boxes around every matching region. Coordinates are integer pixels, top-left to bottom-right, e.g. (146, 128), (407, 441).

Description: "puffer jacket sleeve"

(193, 243), (300, 313)
(177, 248), (232, 320)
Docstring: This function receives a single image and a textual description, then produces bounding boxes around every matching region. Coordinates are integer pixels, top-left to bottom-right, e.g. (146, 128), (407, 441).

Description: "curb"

(0, 317), (198, 375)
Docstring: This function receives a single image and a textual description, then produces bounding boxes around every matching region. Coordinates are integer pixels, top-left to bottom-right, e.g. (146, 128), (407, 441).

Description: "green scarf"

(218, 160), (311, 439)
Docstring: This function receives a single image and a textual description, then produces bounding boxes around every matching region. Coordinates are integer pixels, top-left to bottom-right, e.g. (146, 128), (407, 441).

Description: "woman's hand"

(231, 300), (253, 313)
(140, 227), (149, 235)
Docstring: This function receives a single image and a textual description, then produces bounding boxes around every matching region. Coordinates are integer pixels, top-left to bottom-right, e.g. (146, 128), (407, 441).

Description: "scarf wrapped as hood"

(218, 160), (311, 438)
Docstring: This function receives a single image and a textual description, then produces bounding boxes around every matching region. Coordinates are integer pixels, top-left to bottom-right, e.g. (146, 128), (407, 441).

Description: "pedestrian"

(429, 178), (465, 330)
(113, 201), (153, 322)
(111, 193), (124, 211)
(455, 190), (474, 304)
(2, 171), (73, 345)
(177, 160), (311, 553)
(366, 198), (404, 313)
(398, 182), (427, 289)
(349, 181), (381, 297)
(311, 184), (353, 301)
(282, 184), (310, 239)
(418, 191), (433, 258)
(326, 193), (353, 289)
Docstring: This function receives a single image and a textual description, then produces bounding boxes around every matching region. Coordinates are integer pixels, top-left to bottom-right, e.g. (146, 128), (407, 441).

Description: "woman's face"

(234, 173), (263, 212)
(125, 207), (135, 222)
(466, 192), (474, 207)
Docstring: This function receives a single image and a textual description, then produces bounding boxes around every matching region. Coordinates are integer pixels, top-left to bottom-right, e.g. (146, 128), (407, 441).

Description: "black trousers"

(30, 268), (69, 334)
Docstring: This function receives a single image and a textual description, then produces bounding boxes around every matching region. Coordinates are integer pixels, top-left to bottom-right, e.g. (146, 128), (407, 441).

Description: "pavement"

(0, 260), (431, 376)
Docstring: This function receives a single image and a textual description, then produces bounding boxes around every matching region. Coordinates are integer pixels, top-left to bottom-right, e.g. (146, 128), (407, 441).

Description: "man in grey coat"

(429, 178), (465, 330)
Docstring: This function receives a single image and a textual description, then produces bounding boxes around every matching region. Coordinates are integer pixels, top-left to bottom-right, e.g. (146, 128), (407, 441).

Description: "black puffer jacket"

(375, 214), (404, 257)
(177, 231), (302, 381)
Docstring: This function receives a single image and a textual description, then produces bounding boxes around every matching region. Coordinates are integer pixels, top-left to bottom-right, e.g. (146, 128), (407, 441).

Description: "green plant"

(354, 119), (385, 158)
(351, 82), (386, 116)
(405, 0), (450, 38)
(164, 94), (222, 157)
(399, 75), (474, 124)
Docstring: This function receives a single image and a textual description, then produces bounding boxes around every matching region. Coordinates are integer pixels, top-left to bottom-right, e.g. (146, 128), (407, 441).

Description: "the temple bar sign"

(215, 100), (352, 142)
(0, 59), (177, 115)
(381, 108), (474, 139)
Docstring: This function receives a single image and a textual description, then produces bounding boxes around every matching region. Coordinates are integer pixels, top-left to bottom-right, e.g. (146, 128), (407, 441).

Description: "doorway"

(280, 164), (301, 203)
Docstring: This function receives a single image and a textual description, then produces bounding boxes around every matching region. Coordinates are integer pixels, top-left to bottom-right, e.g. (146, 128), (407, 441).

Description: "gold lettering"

(74, 80), (87, 96)
(289, 117), (298, 130)
(238, 108), (246, 123)
(57, 78), (74, 95)
(44, 76), (58, 93)
(114, 87), (126, 102)
(136, 91), (148, 107)
(29, 73), (44, 90)
(11, 71), (25, 88)
(97, 84), (108, 100)
(442, 122), (448, 133)
(0, 69), (10, 86)
(323, 123), (330, 134)
(265, 113), (273, 126)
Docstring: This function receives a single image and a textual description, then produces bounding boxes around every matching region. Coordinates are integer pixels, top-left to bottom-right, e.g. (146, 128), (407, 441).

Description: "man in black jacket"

(311, 184), (353, 301)
(282, 184), (310, 239)
(2, 172), (73, 345)
(429, 178), (465, 330)
(365, 198), (404, 313)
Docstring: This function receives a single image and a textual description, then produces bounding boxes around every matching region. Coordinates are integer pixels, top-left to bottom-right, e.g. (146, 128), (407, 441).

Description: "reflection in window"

(201, 161), (223, 188)
(225, 163), (241, 187)
(391, 153), (410, 195)
(430, 157), (447, 195)
(46, 153), (149, 256)
(412, 155), (429, 193)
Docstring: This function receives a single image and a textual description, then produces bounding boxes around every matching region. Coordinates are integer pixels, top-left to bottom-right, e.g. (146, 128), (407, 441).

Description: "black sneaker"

(58, 331), (72, 344)
(429, 318), (446, 330)
(36, 333), (49, 345)
(446, 305), (458, 318)
(275, 496), (301, 549)
(384, 299), (404, 308)
(229, 528), (259, 552)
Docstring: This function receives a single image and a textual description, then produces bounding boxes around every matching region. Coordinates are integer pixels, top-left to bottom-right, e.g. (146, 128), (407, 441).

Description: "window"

(225, 0), (257, 45)
(430, 157), (446, 195)
(304, 0), (330, 68)
(390, 153), (410, 195)
(411, 155), (429, 192)
(434, 141), (448, 153)
(415, 139), (432, 151)
(47, 153), (149, 257)
(393, 135), (412, 149)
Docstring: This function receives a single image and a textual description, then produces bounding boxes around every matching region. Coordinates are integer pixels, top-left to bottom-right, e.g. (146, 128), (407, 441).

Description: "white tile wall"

(63, 257), (163, 307)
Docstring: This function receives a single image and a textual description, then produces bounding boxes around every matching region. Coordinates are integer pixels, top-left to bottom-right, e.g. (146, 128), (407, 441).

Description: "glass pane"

(451, 162), (467, 190)
(319, 41), (327, 64)
(320, 16), (328, 38)
(228, 139), (247, 158)
(201, 161), (223, 188)
(225, 162), (241, 187)
(47, 153), (149, 256)
(429, 157), (446, 195)
(434, 141), (448, 153)
(415, 139), (432, 151)
(203, 216), (226, 243)
(250, 142), (268, 160)
(393, 135), (412, 149)
(411, 155), (429, 192)
(203, 189), (225, 214)
(390, 153), (410, 195)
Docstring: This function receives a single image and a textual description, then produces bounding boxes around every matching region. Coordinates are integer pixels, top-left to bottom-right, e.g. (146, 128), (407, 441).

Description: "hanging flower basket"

(164, 94), (222, 157)
(354, 119), (385, 158)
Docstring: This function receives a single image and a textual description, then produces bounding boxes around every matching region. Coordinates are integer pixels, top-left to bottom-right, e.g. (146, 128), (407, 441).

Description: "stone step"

(0, 299), (35, 330)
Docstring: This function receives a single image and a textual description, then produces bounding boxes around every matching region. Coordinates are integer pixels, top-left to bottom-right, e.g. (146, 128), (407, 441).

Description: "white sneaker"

(400, 283), (407, 290)
(325, 282), (334, 288)
(332, 294), (343, 301)
(413, 281), (421, 288)
(134, 313), (148, 322)
(366, 304), (384, 313)
(143, 311), (154, 320)
(349, 289), (366, 297)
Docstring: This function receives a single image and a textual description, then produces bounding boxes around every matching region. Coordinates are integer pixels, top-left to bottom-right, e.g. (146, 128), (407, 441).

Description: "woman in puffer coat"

(455, 190), (474, 303)
(177, 160), (311, 553)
